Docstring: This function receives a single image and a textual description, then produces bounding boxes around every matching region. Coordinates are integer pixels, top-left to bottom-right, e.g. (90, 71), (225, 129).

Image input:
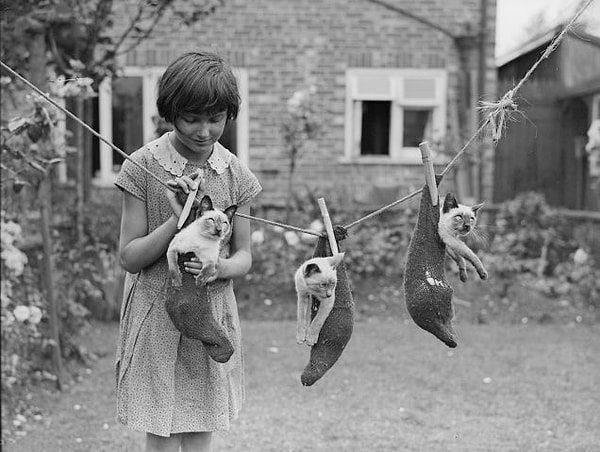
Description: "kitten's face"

(194, 195), (237, 240)
(302, 254), (344, 299)
(441, 193), (483, 237)
(198, 211), (231, 239)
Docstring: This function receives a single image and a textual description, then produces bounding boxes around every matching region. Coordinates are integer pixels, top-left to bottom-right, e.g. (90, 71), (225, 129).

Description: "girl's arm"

(119, 172), (199, 274)
(118, 191), (178, 274)
(185, 204), (253, 280)
(217, 203), (253, 279)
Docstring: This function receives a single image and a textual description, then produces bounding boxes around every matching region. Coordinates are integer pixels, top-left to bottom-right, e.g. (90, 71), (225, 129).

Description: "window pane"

(403, 78), (436, 100)
(360, 101), (390, 156)
(403, 109), (432, 147)
(112, 76), (143, 165)
(355, 77), (392, 98)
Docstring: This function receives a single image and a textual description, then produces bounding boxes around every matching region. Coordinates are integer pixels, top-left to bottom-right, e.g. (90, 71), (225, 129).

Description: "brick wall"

(112, 0), (497, 207)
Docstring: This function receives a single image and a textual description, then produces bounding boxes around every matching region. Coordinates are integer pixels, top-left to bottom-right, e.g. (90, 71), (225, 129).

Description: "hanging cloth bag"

(404, 176), (457, 348)
(301, 226), (354, 386)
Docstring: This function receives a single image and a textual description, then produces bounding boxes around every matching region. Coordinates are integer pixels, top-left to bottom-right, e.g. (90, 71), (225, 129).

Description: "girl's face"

(171, 111), (228, 158)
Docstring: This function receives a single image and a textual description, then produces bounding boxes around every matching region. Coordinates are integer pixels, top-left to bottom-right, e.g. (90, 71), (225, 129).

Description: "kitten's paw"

(459, 269), (468, 282)
(306, 333), (319, 347)
(170, 270), (183, 287)
(195, 266), (217, 286)
(296, 326), (307, 344)
(478, 268), (488, 280)
(194, 274), (210, 286)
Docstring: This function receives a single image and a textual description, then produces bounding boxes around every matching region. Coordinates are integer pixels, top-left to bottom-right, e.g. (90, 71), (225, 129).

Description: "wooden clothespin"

(419, 141), (439, 207)
(177, 181), (200, 230)
(317, 197), (342, 257)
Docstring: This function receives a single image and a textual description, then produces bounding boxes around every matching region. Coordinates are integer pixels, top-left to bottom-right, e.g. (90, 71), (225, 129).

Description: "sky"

(496, 0), (600, 59)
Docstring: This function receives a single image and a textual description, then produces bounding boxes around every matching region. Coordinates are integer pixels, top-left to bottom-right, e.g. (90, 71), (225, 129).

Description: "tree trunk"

(38, 178), (64, 390)
(285, 145), (297, 223)
(28, 23), (64, 390)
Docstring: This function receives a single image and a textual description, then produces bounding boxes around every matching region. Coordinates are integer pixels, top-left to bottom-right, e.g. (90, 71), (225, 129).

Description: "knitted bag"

(301, 226), (354, 386)
(403, 178), (457, 348)
(165, 204), (234, 363)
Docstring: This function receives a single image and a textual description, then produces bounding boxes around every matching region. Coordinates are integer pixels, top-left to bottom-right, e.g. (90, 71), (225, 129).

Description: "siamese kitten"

(295, 253), (345, 346)
(167, 195), (237, 287)
(438, 193), (488, 282)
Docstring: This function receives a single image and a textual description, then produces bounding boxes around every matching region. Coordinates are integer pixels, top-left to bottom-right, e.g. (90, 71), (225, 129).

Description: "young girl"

(114, 51), (261, 452)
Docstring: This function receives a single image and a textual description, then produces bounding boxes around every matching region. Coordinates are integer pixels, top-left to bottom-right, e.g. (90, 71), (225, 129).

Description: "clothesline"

(0, 0), (591, 237)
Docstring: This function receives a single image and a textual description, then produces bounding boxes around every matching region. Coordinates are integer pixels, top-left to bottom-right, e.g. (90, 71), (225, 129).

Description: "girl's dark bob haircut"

(156, 51), (240, 123)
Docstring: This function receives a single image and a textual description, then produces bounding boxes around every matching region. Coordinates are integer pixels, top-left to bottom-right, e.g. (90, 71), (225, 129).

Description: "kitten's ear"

(442, 193), (459, 213)
(199, 195), (213, 216)
(471, 202), (485, 215)
(223, 204), (237, 223)
(329, 252), (345, 268)
(304, 262), (321, 278)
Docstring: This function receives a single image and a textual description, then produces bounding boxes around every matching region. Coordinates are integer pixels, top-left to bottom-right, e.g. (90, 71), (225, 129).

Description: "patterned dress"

(114, 132), (261, 437)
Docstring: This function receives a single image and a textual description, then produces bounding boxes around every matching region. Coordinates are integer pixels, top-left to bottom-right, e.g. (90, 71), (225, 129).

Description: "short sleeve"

(233, 160), (262, 207)
(114, 149), (148, 201)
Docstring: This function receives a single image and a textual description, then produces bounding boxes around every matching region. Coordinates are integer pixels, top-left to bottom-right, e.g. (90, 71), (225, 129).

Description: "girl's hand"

(166, 170), (202, 217)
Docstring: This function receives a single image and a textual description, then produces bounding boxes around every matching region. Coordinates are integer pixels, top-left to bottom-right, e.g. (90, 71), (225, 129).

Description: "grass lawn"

(5, 319), (599, 452)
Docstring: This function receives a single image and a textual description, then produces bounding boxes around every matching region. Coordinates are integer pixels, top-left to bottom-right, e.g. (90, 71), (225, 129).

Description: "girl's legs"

(145, 431), (212, 452)
(145, 433), (181, 452)
(181, 432), (213, 452)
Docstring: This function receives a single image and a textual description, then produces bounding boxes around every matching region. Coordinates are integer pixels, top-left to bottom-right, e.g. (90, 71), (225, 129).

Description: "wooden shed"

(495, 27), (600, 211)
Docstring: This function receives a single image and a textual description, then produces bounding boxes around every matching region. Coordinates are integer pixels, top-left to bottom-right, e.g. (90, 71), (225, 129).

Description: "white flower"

(29, 306), (43, 325)
(573, 248), (588, 265)
(1, 247), (28, 276)
(309, 219), (324, 233)
(2, 311), (15, 327)
(1, 221), (22, 247)
(13, 305), (30, 322)
(300, 219), (323, 244)
(287, 89), (310, 115)
(1, 280), (13, 308)
(284, 231), (300, 246)
(251, 230), (265, 245)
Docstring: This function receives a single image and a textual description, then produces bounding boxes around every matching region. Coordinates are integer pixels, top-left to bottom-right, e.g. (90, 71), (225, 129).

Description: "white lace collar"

(150, 133), (232, 177)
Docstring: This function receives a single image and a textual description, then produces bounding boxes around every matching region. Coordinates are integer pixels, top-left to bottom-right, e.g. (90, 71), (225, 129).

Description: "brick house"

(91, 0), (497, 208)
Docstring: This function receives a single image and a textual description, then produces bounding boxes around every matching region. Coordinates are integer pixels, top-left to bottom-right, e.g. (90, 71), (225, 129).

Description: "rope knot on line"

(479, 90), (519, 143)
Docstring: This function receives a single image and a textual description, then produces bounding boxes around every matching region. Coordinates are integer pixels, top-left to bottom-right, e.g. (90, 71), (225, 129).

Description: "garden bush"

(248, 189), (415, 289)
(480, 192), (599, 310)
(1, 186), (122, 437)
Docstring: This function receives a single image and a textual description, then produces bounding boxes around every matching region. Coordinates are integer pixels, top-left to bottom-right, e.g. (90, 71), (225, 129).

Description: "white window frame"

(95, 66), (249, 185)
(344, 68), (447, 165)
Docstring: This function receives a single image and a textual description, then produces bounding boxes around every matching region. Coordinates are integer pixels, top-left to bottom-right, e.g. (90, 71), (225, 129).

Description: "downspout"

(477, 0), (488, 200)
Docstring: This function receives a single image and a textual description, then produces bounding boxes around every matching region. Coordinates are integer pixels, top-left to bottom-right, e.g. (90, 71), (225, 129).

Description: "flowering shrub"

(281, 86), (321, 220)
(480, 192), (600, 309)
(248, 201), (413, 289)
(1, 212), (51, 415)
(0, 188), (120, 433)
